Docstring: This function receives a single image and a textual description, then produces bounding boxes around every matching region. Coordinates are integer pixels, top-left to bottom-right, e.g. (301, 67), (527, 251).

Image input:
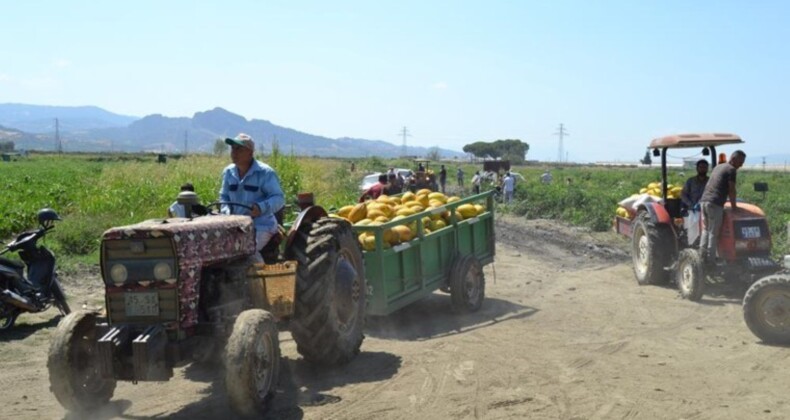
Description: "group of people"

(679, 150), (747, 263)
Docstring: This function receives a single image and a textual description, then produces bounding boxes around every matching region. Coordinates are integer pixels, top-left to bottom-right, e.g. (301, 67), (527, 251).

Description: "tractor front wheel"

(225, 309), (280, 417)
(290, 218), (367, 365)
(743, 275), (790, 344)
(48, 311), (116, 413)
(676, 249), (705, 301)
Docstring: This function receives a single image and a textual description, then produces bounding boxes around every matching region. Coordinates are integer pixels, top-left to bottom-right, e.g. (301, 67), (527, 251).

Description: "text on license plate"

(741, 226), (761, 239)
(125, 292), (159, 317)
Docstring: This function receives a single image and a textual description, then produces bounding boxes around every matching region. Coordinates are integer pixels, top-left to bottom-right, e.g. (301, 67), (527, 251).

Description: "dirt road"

(1, 215), (788, 419)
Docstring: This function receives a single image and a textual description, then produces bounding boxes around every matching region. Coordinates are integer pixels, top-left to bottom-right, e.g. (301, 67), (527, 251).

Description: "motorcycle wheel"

(51, 276), (71, 315)
(0, 306), (19, 331)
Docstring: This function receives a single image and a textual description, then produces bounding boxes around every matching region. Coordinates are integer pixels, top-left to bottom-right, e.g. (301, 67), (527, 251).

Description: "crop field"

(1, 154), (789, 264)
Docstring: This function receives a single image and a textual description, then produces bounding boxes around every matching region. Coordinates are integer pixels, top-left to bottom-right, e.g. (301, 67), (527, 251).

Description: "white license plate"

(125, 292), (159, 317)
(741, 226), (761, 239)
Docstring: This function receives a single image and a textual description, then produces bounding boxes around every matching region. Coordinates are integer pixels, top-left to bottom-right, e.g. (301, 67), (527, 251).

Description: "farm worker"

(384, 173), (402, 195)
(417, 162), (425, 172)
(540, 170), (553, 184)
(457, 168), (464, 187)
(220, 133), (285, 262)
(471, 171), (482, 194)
(359, 174), (388, 202)
(439, 165), (447, 193)
(168, 182), (208, 218)
(502, 172), (515, 204)
(698, 150), (746, 262)
(681, 159), (709, 211)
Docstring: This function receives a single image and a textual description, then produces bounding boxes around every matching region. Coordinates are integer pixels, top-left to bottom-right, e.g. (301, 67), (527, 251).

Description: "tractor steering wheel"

(204, 201), (255, 216)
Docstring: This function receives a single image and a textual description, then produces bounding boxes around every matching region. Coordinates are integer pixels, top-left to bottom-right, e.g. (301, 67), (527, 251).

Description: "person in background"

(384, 173), (402, 195)
(540, 170), (553, 184)
(471, 171), (482, 194)
(439, 164), (447, 193)
(456, 167), (464, 187)
(220, 133), (286, 263)
(168, 182), (195, 218)
(360, 174), (388, 202)
(681, 159), (709, 211)
(699, 150), (746, 262)
(502, 172), (515, 204)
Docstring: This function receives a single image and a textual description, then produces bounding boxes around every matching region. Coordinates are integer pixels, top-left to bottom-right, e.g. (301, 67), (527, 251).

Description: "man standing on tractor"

(220, 133), (286, 262)
(698, 150), (746, 262)
(681, 159), (709, 211)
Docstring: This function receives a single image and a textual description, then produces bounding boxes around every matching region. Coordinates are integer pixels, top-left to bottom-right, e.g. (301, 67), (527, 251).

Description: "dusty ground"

(1, 215), (788, 420)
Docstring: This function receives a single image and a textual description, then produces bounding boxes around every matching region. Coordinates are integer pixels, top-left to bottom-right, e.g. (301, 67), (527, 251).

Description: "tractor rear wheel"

(225, 309), (280, 417)
(676, 248), (705, 301)
(631, 212), (673, 285)
(290, 218), (366, 365)
(48, 311), (116, 412)
(743, 275), (790, 344)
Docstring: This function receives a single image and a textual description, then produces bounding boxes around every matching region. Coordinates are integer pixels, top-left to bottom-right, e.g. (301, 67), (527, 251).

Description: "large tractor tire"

(676, 248), (705, 301)
(631, 212), (673, 285)
(289, 217), (366, 365)
(449, 254), (485, 313)
(225, 309), (280, 417)
(743, 275), (790, 344)
(48, 311), (116, 412)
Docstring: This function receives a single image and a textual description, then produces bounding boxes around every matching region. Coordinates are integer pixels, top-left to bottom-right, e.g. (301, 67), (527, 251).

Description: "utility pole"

(762, 156), (766, 171)
(184, 130), (188, 156)
(55, 118), (62, 153)
(398, 126), (411, 157)
(554, 123), (569, 163)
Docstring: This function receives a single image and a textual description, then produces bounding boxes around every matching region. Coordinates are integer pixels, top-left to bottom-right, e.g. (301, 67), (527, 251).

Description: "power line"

(398, 126), (411, 157)
(554, 123), (569, 162)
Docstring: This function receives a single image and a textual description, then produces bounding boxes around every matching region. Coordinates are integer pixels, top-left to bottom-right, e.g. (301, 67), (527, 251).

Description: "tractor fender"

(639, 202), (672, 225)
(284, 205), (328, 251)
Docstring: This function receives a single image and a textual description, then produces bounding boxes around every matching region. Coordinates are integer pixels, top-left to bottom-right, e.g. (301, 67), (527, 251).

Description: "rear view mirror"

(652, 149), (660, 157)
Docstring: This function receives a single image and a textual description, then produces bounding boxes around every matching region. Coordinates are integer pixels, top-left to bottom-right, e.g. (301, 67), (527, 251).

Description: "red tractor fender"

(284, 205), (328, 251)
(638, 202), (672, 225)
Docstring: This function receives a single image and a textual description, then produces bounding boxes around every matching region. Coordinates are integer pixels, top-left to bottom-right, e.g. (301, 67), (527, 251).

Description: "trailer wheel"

(450, 254), (485, 313)
(48, 311), (116, 412)
(743, 275), (790, 344)
(632, 212), (672, 285)
(676, 249), (705, 301)
(225, 309), (280, 417)
(290, 217), (366, 365)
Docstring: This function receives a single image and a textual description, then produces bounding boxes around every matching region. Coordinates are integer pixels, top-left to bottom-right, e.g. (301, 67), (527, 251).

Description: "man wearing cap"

(220, 133), (285, 262)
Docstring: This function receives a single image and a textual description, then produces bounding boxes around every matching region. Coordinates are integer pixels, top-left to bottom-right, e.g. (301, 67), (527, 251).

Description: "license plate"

(741, 226), (761, 239)
(125, 292), (159, 317)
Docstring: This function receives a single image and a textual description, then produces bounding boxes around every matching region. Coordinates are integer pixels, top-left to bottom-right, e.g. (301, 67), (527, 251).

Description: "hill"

(3, 106), (463, 158)
(0, 103), (138, 133)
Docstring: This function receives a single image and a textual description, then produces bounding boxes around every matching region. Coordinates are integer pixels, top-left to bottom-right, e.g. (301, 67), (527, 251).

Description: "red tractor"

(47, 196), (366, 417)
(615, 133), (780, 301)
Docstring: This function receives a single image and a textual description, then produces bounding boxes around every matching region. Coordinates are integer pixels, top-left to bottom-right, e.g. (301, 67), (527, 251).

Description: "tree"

(427, 146), (441, 161)
(213, 139), (227, 156)
(640, 150), (652, 166)
(462, 139), (529, 164)
(0, 141), (14, 152)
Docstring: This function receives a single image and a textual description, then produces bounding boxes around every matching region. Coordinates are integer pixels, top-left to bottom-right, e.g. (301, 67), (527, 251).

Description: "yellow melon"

(396, 208), (416, 217)
(473, 204), (485, 215)
(337, 205), (355, 218)
(417, 188), (432, 196)
(430, 219), (447, 231)
(354, 218), (372, 226)
(446, 196), (461, 203)
(391, 225), (412, 242)
(374, 216), (389, 223)
(401, 192), (416, 202)
(348, 203), (367, 223)
(457, 204), (478, 219)
(428, 192), (447, 203)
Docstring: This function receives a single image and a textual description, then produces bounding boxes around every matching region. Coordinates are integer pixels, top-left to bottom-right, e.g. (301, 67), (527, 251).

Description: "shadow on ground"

(0, 315), (61, 342)
(365, 293), (538, 341)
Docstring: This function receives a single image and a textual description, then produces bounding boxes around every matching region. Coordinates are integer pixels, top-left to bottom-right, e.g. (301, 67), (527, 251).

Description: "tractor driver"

(680, 159), (709, 211)
(698, 150), (746, 262)
(220, 133), (285, 263)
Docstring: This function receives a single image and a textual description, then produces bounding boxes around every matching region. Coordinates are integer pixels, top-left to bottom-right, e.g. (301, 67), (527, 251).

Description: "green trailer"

(352, 191), (496, 316)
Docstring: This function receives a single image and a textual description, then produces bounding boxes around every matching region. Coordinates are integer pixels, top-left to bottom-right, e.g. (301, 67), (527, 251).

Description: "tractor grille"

(106, 288), (178, 325)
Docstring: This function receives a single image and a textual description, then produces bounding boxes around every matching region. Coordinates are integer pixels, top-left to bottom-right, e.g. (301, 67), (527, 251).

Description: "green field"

(1, 154), (788, 267)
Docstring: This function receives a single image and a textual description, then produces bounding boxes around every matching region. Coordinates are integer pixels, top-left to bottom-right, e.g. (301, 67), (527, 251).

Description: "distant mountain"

(4, 106), (463, 158)
(0, 124), (40, 146)
(0, 103), (138, 133)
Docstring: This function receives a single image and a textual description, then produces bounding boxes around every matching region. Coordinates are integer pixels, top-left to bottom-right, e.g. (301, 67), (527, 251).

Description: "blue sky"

(1, 1), (788, 162)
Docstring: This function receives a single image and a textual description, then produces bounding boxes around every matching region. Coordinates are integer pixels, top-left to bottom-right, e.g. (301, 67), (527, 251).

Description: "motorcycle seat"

(0, 257), (24, 269)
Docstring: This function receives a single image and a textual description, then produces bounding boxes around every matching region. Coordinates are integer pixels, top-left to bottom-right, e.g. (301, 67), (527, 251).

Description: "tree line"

(462, 139), (529, 164)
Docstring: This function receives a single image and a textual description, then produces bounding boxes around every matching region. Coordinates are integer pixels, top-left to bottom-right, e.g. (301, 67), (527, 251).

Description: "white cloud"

(432, 81), (448, 90)
(53, 58), (71, 69)
(20, 76), (58, 89)
(0, 73), (10, 82)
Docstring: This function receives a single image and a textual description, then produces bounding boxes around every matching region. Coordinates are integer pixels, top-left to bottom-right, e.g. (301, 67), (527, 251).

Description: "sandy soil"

(1, 215), (788, 420)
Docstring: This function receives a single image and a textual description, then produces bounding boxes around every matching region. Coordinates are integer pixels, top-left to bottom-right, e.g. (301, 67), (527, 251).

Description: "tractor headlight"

(153, 262), (173, 280)
(110, 264), (128, 284)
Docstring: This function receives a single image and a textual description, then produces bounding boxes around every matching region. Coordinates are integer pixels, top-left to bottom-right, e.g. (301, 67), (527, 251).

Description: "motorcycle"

(0, 208), (71, 330)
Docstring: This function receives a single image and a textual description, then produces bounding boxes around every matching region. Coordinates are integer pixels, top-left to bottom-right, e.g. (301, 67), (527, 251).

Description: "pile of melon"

(615, 181), (683, 218)
(330, 189), (487, 251)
